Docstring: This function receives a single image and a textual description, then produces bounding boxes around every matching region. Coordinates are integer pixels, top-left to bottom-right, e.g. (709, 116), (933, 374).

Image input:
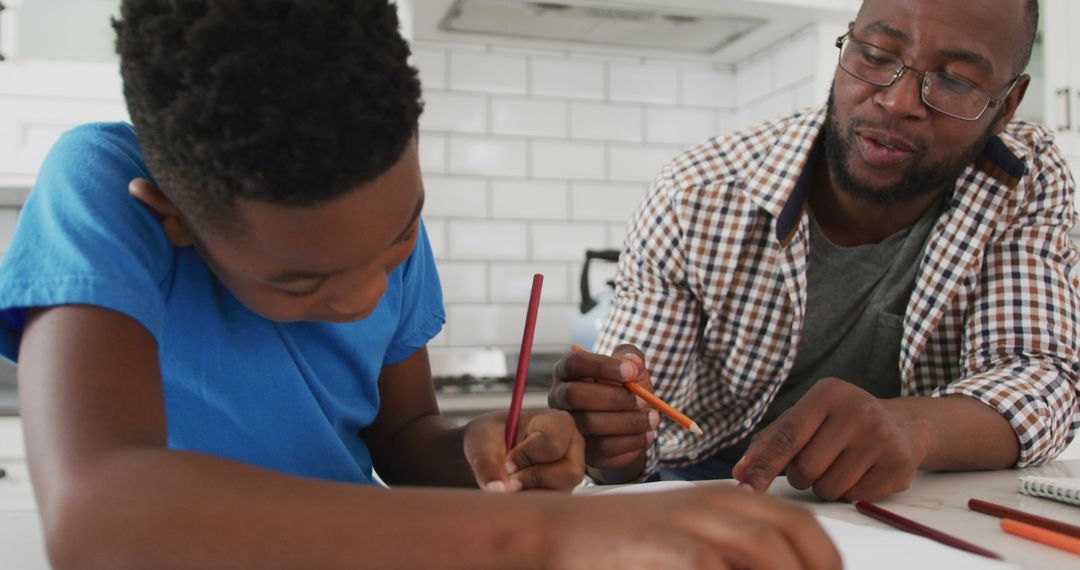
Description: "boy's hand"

(463, 409), (585, 493)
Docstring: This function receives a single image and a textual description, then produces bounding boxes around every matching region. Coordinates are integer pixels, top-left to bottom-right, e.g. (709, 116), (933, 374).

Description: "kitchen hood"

(439, 0), (766, 54)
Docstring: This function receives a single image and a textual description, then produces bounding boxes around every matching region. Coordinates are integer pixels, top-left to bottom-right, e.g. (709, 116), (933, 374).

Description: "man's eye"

(861, 50), (896, 67)
(935, 74), (977, 95)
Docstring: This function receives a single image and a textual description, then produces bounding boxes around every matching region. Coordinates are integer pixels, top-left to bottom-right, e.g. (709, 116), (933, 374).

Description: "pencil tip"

(690, 423), (704, 435)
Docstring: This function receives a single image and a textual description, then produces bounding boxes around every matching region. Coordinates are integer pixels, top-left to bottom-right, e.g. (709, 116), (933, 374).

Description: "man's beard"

(823, 89), (998, 206)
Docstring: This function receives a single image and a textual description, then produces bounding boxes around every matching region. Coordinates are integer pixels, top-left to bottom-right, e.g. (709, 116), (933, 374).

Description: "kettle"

(569, 249), (621, 349)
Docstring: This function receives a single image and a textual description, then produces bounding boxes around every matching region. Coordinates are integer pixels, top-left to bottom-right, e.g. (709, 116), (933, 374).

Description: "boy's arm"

(360, 348), (474, 487)
(19, 305), (550, 569)
(20, 305), (841, 570)
(364, 349), (586, 491)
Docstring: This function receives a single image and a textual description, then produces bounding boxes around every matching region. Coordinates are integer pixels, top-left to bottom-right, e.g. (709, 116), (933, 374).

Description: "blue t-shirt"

(0, 123), (445, 485)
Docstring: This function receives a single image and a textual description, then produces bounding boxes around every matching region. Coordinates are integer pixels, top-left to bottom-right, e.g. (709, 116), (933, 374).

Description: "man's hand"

(733, 378), (928, 502)
(547, 345), (660, 482)
(464, 409), (585, 493)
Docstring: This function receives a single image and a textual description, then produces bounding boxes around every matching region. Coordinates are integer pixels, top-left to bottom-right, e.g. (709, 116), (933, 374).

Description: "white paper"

(589, 480), (698, 495)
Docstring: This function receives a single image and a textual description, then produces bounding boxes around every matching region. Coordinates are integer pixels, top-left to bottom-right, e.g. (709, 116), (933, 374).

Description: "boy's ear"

(128, 178), (196, 247)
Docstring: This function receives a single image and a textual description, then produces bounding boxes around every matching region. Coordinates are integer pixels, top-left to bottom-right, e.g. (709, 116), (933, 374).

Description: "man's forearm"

(886, 395), (1020, 471)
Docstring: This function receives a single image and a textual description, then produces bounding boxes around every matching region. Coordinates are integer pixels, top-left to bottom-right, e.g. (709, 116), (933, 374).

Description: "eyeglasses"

(835, 25), (1019, 121)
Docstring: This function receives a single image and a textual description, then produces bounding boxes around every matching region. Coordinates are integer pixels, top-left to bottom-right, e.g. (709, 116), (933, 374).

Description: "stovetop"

(430, 350), (559, 395)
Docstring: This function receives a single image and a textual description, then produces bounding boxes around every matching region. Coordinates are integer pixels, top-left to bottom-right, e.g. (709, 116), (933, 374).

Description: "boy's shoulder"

(33, 122), (152, 208)
(67, 121), (137, 138)
(54, 122), (142, 163)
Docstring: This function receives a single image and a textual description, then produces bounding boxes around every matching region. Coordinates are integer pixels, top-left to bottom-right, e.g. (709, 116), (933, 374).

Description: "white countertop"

(770, 460), (1080, 570)
(0, 416), (24, 459)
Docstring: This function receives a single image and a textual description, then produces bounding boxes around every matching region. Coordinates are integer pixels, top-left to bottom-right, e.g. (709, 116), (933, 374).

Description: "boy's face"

(192, 138), (425, 323)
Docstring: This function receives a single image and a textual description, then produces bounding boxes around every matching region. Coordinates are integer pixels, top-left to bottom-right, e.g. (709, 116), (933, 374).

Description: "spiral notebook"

(1018, 475), (1080, 507)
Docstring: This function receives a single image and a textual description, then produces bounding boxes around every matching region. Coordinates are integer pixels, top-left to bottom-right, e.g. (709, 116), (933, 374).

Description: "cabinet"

(1042, 0), (1080, 182)
(0, 0), (128, 188)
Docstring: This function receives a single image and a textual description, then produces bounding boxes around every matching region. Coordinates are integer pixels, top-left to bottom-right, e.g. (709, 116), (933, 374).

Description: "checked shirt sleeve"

(594, 164), (705, 480)
(935, 137), (1080, 467)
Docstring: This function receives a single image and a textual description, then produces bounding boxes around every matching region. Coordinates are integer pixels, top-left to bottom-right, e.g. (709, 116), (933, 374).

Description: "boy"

(0, 1), (839, 568)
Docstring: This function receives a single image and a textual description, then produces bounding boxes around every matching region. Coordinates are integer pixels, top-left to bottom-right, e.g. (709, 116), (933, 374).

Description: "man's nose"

(874, 69), (930, 120)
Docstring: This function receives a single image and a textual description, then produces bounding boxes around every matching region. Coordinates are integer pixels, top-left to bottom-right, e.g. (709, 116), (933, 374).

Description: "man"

(551, 0), (1079, 502)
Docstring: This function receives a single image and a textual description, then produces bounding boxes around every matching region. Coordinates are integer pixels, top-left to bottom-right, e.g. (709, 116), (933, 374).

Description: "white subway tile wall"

(415, 26), (829, 353)
(608, 63), (680, 104)
(530, 222), (607, 262)
(447, 136), (528, 177)
(531, 140), (607, 181)
(732, 26), (825, 131)
(0, 211), (17, 256)
(491, 97), (569, 138)
(420, 91), (488, 133)
(491, 180), (569, 220)
(569, 102), (643, 143)
(645, 107), (717, 146)
(448, 52), (528, 94)
(423, 175), (489, 218)
(530, 58), (605, 100)
(490, 263), (572, 303)
(437, 261), (489, 304)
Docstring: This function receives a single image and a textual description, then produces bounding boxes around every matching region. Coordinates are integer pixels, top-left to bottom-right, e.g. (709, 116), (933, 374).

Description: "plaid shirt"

(596, 105), (1080, 478)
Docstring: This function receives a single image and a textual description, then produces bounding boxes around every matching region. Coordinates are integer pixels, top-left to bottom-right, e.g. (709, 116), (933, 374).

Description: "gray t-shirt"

(715, 196), (946, 462)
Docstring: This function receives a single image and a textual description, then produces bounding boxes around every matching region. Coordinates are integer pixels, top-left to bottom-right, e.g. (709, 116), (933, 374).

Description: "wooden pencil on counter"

(968, 498), (1080, 539)
(570, 344), (703, 435)
(853, 500), (1003, 560)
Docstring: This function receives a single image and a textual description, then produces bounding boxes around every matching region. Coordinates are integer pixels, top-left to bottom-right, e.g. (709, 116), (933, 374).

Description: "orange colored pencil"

(571, 344), (703, 435)
(1001, 518), (1080, 556)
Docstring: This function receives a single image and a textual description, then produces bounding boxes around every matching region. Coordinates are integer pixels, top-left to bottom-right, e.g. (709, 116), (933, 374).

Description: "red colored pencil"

(505, 274), (543, 451)
(854, 501), (1003, 560)
(968, 498), (1080, 539)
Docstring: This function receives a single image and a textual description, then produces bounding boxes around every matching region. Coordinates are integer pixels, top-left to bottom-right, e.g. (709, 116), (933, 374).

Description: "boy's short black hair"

(114, 0), (424, 234)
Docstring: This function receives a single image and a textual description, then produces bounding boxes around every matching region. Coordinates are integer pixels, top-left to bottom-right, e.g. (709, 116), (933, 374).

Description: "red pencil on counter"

(505, 274), (543, 451)
(968, 498), (1080, 539)
(854, 500), (1003, 560)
